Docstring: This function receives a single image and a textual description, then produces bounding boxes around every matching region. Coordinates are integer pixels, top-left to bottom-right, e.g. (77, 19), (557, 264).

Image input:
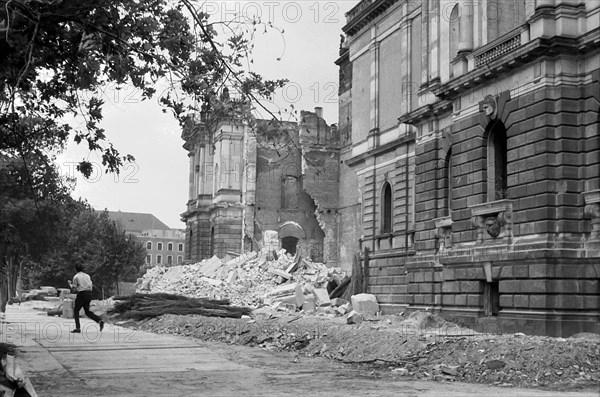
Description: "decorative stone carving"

(470, 200), (513, 244)
(583, 190), (600, 240)
(481, 95), (498, 120)
(434, 216), (453, 251)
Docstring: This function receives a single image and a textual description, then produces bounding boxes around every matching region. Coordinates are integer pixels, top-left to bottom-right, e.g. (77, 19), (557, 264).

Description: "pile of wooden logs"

(108, 293), (252, 321)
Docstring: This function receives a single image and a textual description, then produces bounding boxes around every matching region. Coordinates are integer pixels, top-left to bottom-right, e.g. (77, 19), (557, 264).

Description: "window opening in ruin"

(483, 280), (500, 316)
(487, 123), (508, 201)
(281, 176), (299, 209)
(209, 227), (215, 257)
(281, 236), (299, 256)
(187, 229), (192, 260)
(167, 255), (173, 265)
(382, 182), (393, 233)
(156, 255), (162, 265)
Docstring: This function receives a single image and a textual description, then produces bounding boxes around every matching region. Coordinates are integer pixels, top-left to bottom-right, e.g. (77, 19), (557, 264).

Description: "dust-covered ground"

(112, 310), (600, 393)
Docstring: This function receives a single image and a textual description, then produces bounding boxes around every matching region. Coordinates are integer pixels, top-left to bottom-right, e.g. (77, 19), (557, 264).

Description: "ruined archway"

(279, 221), (305, 256)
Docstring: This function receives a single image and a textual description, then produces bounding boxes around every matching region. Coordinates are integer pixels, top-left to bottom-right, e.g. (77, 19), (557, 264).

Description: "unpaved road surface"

(2, 303), (598, 397)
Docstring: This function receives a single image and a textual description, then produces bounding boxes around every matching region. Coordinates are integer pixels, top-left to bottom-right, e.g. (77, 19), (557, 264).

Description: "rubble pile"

(128, 310), (600, 391)
(137, 251), (350, 312)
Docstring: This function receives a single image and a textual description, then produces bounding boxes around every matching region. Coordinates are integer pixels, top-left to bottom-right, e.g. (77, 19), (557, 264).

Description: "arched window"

(146, 241), (152, 250)
(167, 255), (173, 265)
(167, 242), (173, 251)
(157, 242), (163, 251)
(381, 182), (393, 233)
(156, 255), (162, 264)
(445, 148), (453, 215)
(177, 255), (183, 264)
(449, 4), (460, 77)
(281, 176), (299, 209)
(178, 243), (184, 252)
(487, 125), (508, 201)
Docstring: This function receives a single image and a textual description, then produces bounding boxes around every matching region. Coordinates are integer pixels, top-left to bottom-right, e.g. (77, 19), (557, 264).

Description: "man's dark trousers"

(73, 290), (102, 329)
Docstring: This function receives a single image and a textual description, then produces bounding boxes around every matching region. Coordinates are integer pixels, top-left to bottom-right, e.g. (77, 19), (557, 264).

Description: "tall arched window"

(445, 149), (453, 215)
(381, 182), (393, 233)
(487, 125), (508, 201)
(146, 241), (152, 250)
(167, 242), (173, 251)
(449, 4), (460, 77)
(157, 242), (163, 251)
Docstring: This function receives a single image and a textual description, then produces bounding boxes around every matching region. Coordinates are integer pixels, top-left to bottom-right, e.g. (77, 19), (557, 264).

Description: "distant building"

(107, 211), (186, 266)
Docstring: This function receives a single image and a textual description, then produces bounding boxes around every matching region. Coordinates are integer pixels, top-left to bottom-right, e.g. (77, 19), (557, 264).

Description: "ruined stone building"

(180, 108), (341, 266)
(336, 0), (599, 336)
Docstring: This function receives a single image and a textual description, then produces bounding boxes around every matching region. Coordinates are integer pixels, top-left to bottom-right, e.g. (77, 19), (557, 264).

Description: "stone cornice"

(432, 31), (600, 100)
(343, 0), (401, 37)
(346, 132), (415, 167)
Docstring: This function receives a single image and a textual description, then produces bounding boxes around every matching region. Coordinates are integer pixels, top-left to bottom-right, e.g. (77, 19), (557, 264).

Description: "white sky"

(56, 1), (356, 229)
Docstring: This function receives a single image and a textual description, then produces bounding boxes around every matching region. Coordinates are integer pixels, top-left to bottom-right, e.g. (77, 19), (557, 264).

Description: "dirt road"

(2, 303), (597, 397)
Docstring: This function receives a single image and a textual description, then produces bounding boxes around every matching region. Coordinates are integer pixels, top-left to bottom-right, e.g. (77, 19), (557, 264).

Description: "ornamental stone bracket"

(470, 200), (513, 244)
(583, 190), (600, 240)
(434, 215), (453, 252)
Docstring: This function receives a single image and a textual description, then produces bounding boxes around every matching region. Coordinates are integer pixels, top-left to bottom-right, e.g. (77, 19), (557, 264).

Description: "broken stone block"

(330, 298), (349, 307)
(346, 310), (363, 324)
(312, 288), (331, 307)
(273, 294), (297, 306)
(294, 285), (304, 307)
(351, 293), (379, 315)
(302, 295), (316, 313)
(266, 283), (298, 299)
(278, 303), (297, 312)
(336, 306), (349, 316)
(226, 270), (238, 284)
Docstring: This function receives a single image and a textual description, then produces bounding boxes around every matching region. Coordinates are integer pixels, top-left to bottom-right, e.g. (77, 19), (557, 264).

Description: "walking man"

(68, 264), (104, 333)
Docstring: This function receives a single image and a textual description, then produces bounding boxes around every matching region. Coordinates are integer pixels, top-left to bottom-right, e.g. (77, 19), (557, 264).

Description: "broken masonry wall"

(253, 120), (325, 260)
(299, 110), (341, 268)
(337, 146), (362, 272)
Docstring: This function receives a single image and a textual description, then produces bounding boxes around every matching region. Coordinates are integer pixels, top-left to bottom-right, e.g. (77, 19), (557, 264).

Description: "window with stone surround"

(381, 181), (393, 233)
(157, 242), (163, 251)
(177, 255), (183, 264)
(445, 149), (453, 216)
(146, 255), (151, 264)
(487, 124), (508, 201)
(168, 242), (173, 251)
(178, 243), (184, 251)
(156, 254), (162, 264)
(167, 255), (173, 265)
(146, 241), (152, 250)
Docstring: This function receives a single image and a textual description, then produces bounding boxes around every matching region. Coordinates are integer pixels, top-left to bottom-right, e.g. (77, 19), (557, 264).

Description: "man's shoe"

(99, 321), (105, 332)
(71, 329), (81, 333)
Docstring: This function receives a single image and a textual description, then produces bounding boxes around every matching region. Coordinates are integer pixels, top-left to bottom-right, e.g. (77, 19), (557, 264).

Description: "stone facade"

(337, 0), (599, 336)
(181, 110), (340, 265)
